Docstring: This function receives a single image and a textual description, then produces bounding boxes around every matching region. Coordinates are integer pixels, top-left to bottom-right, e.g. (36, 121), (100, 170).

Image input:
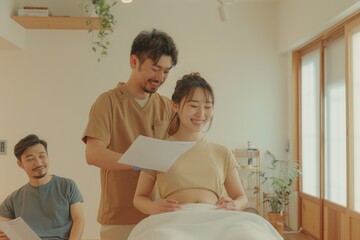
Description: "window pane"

(324, 37), (346, 206)
(352, 25), (360, 212)
(301, 50), (321, 197)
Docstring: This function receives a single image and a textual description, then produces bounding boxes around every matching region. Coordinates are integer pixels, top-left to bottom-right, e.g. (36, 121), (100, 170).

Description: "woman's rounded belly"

(165, 188), (218, 204)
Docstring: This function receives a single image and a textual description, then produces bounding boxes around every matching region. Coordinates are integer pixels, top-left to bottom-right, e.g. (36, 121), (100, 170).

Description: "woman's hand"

(152, 199), (181, 214)
(0, 230), (10, 240)
(216, 197), (240, 211)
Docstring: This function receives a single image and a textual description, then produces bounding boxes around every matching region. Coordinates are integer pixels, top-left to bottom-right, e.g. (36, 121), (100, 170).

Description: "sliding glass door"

(295, 13), (360, 240)
(300, 49), (321, 198)
(350, 23), (360, 212)
(324, 36), (346, 206)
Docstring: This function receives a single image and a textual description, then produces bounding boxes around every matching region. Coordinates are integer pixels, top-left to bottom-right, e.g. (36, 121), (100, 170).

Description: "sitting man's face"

(17, 143), (49, 180)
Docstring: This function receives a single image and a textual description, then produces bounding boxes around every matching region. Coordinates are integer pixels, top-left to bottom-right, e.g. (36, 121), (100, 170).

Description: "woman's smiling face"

(174, 87), (214, 133)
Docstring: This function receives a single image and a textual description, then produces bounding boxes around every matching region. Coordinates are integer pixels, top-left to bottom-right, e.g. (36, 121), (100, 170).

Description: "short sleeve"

(0, 195), (15, 219)
(67, 180), (84, 205)
(227, 148), (239, 172)
(140, 169), (157, 181)
(82, 92), (113, 145)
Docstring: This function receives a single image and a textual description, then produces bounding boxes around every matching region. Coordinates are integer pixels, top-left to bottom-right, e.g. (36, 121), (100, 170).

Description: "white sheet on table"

(128, 203), (283, 240)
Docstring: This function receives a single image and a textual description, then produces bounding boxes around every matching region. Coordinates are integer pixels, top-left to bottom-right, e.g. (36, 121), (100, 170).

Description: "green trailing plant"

(260, 151), (301, 214)
(82, 0), (118, 61)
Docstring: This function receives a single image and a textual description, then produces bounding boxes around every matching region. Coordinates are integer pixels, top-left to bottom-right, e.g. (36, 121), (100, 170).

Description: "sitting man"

(0, 134), (84, 240)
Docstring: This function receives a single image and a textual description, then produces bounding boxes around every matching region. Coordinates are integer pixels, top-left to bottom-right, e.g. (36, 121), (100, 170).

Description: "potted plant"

(82, 0), (118, 61)
(260, 151), (301, 228)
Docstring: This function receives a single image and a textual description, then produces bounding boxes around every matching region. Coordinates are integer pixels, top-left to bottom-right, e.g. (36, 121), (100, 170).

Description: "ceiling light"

(121, 0), (133, 3)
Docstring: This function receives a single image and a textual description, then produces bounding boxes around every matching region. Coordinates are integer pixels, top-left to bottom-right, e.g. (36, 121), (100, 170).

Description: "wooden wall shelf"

(11, 16), (104, 30)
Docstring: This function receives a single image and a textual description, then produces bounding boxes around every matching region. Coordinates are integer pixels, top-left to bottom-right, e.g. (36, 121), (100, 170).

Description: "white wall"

(0, 0), (359, 238)
(277, 0), (360, 52)
(0, 0), (26, 49)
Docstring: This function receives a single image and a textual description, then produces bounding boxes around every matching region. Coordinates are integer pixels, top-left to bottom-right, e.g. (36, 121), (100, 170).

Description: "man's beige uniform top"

(82, 83), (173, 224)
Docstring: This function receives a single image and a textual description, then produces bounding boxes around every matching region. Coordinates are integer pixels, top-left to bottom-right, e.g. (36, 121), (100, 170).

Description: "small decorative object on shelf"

(247, 141), (253, 165)
(18, 6), (50, 16)
(246, 141), (258, 166)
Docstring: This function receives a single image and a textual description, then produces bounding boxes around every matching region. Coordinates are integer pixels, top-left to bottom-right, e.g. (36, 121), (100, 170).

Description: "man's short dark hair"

(131, 28), (178, 67)
(14, 134), (47, 161)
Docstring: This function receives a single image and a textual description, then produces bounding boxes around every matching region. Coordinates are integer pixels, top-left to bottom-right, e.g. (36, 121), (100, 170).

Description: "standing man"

(0, 134), (84, 240)
(82, 28), (178, 240)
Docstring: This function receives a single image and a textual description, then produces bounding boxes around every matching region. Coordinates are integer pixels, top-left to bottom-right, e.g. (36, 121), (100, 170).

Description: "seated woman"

(131, 73), (282, 240)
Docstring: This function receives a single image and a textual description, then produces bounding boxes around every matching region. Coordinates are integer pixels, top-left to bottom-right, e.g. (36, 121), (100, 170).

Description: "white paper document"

(118, 135), (196, 172)
(0, 217), (41, 240)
